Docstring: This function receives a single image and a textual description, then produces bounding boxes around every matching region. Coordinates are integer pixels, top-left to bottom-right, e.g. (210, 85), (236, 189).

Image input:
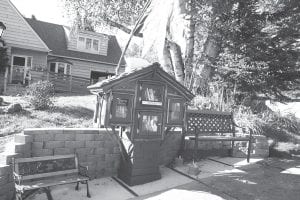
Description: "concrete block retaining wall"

(0, 164), (14, 200)
(22, 128), (121, 178)
(159, 132), (182, 165)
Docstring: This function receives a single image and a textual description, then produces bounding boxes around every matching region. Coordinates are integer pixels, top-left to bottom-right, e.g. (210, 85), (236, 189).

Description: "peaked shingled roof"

(26, 18), (125, 66)
(88, 63), (194, 100)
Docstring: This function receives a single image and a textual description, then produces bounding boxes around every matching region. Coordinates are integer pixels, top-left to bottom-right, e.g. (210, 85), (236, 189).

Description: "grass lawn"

(0, 93), (96, 136)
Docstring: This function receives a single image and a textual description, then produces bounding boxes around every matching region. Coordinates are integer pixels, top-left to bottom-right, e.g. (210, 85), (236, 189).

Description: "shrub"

(26, 81), (54, 110)
(7, 103), (22, 113)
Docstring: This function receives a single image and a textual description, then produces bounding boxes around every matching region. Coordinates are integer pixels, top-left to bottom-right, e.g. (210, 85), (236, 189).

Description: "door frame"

(10, 54), (33, 84)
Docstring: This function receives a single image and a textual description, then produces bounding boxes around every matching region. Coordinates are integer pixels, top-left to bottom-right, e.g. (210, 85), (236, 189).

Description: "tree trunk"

(184, 0), (196, 87)
(168, 40), (185, 84)
(194, 37), (220, 94)
(158, 43), (175, 77)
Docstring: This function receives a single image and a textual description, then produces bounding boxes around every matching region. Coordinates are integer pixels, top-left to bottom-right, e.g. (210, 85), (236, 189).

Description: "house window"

(77, 35), (100, 53)
(50, 63), (56, 72)
(93, 40), (99, 51)
(86, 38), (92, 50)
(78, 37), (85, 49)
(49, 62), (71, 75)
(13, 56), (26, 66)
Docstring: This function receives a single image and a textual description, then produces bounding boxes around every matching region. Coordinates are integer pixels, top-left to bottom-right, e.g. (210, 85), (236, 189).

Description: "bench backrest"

(13, 154), (78, 181)
(186, 110), (234, 135)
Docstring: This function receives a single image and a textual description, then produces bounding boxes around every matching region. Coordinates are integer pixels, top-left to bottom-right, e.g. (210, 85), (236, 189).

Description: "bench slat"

(186, 136), (250, 141)
(21, 169), (78, 181)
(16, 175), (88, 191)
(15, 155), (76, 163)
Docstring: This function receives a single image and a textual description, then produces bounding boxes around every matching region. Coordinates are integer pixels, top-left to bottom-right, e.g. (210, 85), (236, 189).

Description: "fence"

(47, 72), (91, 94)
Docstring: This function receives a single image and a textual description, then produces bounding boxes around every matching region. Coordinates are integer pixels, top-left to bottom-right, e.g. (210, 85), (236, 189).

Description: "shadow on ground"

(50, 106), (94, 119)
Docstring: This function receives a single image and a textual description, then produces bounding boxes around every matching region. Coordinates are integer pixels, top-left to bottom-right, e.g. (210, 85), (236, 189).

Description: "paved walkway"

(133, 158), (300, 200)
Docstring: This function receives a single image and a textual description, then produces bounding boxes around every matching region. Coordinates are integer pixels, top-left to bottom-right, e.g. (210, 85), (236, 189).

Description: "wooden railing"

(47, 72), (91, 94)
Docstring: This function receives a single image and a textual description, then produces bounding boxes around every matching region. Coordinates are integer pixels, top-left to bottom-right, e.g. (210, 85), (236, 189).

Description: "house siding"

(47, 56), (117, 78)
(71, 59), (116, 78)
(0, 0), (48, 52)
(11, 48), (48, 70)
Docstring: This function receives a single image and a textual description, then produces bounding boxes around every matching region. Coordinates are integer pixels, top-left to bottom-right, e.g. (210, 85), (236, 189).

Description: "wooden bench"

(13, 154), (91, 200)
(185, 110), (253, 162)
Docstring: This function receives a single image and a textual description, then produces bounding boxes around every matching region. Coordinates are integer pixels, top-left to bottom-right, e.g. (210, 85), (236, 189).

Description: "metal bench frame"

(184, 110), (252, 162)
(13, 154), (91, 200)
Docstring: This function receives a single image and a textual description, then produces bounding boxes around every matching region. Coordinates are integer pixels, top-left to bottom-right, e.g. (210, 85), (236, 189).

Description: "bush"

(26, 81), (54, 110)
(7, 103), (22, 113)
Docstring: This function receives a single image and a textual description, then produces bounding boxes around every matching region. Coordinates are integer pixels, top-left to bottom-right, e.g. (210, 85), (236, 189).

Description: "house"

(0, 0), (125, 93)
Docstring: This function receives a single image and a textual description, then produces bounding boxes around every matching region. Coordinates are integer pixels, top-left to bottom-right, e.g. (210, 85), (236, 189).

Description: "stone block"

(80, 161), (97, 170)
(54, 148), (75, 155)
(44, 141), (65, 149)
(14, 134), (33, 144)
(0, 165), (12, 176)
(0, 182), (14, 195)
(31, 142), (43, 150)
(75, 148), (94, 156)
(113, 147), (120, 154)
(32, 149), (53, 157)
(103, 168), (116, 177)
(33, 133), (55, 142)
(85, 141), (104, 148)
(87, 155), (98, 163)
(24, 128), (63, 136)
(77, 154), (87, 162)
(0, 174), (9, 185)
(0, 190), (14, 200)
(104, 154), (114, 162)
(54, 134), (75, 141)
(96, 169), (105, 177)
(65, 141), (85, 149)
(94, 134), (106, 141)
(104, 146), (113, 154)
(14, 143), (31, 154)
(75, 134), (95, 141)
(0, 153), (22, 165)
(96, 160), (105, 168)
(94, 147), (105, 155)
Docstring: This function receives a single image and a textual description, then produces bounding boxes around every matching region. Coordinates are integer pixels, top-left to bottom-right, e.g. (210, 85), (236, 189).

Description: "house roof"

(25, 18), (125, 66)
(88, 63), (195, 100)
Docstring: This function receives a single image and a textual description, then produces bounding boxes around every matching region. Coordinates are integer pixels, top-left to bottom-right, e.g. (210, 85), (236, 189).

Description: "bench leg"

(86, 181), (91, 198)
(43, 187), (53, 200)
(16, 192), (22, 200)
(75, 182), (79, 191)
(231, 141), (235, 156)
(247, 140), (251, 163)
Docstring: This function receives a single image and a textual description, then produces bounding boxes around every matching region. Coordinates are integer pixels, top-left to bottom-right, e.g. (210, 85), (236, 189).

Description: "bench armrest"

(78, 165), (90, 179)
(13, 172), (23, 185)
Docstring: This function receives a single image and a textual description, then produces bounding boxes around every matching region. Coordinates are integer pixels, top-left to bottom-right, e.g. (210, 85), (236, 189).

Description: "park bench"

(184, 110), (253, 162)
(13, 154), (91, 200)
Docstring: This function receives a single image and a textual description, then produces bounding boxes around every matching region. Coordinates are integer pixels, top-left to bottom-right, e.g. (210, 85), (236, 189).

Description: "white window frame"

(77, 35), (100, 54)
(10, 55), (33, 83)
(49, 62), (72, 75)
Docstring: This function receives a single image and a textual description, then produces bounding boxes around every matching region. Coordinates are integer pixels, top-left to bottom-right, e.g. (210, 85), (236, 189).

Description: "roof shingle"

(26, 18), (125, 66)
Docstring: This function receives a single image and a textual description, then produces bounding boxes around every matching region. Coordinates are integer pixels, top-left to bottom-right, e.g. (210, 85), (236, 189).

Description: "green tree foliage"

(62, 0), (146, 33)
(214, 0), (300, 100)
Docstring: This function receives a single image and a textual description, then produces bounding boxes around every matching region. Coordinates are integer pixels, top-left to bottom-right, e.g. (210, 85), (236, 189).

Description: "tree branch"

(104, 17), (143, 37)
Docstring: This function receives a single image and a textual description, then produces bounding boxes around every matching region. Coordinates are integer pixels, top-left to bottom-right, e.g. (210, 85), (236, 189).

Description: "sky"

(9, 0), (140, 48)
(11, 0), (69, 25)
